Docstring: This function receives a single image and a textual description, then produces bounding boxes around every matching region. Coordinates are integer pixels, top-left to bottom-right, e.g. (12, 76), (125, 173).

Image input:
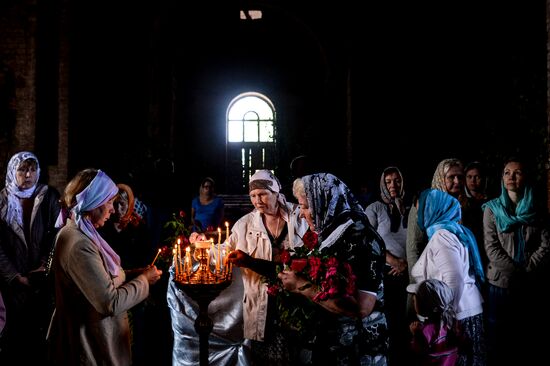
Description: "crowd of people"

(0, 151), (549, 366)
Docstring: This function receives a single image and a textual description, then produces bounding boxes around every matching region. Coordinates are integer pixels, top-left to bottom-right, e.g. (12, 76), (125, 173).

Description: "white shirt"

(410, 229), (483, 320)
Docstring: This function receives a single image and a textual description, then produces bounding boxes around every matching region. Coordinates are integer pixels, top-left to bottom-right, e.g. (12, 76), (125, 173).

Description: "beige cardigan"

(48, 219), (150, 366)
(228, 203), (308, 341)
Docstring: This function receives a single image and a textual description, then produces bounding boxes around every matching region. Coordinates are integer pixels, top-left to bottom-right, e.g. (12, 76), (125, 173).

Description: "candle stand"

(173, 240), (233, 366)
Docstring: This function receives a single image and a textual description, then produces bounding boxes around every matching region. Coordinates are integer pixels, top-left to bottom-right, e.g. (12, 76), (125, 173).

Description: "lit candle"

(225, 221), (230, 242)
(217, 227), (222, 245)
(185, 246), (191, 276)
(150, 248), (161, 267)
(172, 248), (178, 277)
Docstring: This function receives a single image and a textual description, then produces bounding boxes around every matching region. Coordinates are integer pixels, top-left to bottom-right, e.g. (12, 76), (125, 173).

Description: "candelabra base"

(174, 280), (232, 366)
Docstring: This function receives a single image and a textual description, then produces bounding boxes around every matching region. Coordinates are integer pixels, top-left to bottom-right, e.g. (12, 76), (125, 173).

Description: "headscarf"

(413, 279), (456, 328)
(379, 166), (406, 232)
(116, 183), (135, 229)
(5, 151), (41, 227)
(133, 197), (148, 222)
(417, 189), (484, 287)
(431, 158), (467, 206)
(58, 170), (121, 276)
(482, 181), (536, 265)
(249, 169), (288, 213)
(301, 173), (366, 246)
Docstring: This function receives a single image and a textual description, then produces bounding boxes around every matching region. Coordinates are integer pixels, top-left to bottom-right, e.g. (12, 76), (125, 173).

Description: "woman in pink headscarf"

(47, 168), (163, 366)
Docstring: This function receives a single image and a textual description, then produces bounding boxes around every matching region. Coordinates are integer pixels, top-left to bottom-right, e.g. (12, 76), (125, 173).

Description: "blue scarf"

(482, 181), (536, 264)
(418, 189), (485, 286)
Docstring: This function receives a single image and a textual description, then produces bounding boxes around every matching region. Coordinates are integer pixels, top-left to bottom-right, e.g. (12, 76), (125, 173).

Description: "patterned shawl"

(301, 173), (366, 247)
(5, 151), (41, 227)
(417, 189), (485, 286)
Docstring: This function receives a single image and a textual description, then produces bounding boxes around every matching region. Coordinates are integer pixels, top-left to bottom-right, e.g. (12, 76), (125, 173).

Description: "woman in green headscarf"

(482, 157), (550, 365)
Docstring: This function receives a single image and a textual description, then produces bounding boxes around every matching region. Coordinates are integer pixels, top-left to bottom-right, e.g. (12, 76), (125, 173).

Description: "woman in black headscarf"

(279, 172), (389, 365)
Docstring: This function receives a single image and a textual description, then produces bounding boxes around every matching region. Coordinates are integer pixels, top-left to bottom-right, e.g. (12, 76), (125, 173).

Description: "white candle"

(217, 227), (222, 245)
(225, 221), (229, 242)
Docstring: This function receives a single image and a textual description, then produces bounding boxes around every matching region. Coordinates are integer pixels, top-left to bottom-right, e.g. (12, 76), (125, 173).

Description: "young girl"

(408, 279), (463, 366)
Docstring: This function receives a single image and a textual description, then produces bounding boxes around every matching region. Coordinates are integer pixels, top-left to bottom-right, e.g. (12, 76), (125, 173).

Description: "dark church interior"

(1, 0), (549, 365)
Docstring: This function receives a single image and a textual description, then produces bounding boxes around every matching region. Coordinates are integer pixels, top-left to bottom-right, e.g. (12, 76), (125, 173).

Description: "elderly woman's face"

(16, 160), (38, 190)
(249, 188), (278, 215)
(384, 172), (402, 199)
(297, 194), (315, 231)
(444, 165), (464, 197)
(90, 196), (116, 228)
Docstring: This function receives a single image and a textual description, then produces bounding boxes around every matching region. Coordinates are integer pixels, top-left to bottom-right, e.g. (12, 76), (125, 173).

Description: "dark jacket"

(0, 184), (60, 286)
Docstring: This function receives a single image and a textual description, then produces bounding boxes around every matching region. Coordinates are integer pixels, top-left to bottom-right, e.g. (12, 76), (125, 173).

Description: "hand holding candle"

(150, 248), (162, 267)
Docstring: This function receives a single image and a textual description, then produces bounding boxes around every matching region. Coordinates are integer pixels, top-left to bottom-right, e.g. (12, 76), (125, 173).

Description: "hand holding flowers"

(266, 229), (359, 333)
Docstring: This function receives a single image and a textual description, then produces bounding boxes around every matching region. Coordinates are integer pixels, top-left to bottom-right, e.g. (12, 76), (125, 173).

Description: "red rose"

(302, 230), (318, 251)
(280, 249), (291, 264)
(290, 258), (307, 273)
(267, 284), (280, 296)
(179, 210), (186, 218)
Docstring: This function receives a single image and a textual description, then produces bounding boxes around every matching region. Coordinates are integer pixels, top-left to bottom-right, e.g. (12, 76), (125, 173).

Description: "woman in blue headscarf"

(47, 168), (163, 366)
(408, 188), (486, 366)
(0, 151), (61, 364)
(482, 157), (550, 365)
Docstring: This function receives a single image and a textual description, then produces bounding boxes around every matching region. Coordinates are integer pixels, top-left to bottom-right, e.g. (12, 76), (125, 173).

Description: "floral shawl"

(417, 189), (485, 287)
(301, 173), (366, 245)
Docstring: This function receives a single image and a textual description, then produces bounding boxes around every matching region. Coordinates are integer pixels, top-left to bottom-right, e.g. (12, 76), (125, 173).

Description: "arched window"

(226, 92), (277, 192)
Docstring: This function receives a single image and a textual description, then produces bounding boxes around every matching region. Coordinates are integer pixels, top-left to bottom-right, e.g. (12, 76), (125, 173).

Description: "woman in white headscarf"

(0, 151), (61, 365)
(227, 169), (309, 365)
(47, 168), (163, 366)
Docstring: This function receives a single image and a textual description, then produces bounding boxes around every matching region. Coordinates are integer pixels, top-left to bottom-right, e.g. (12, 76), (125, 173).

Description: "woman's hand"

(143, 265), (162, 285)
(227, 249), (251, 268)
(278, 270), (312, 294)
(386, 253), (408, 276)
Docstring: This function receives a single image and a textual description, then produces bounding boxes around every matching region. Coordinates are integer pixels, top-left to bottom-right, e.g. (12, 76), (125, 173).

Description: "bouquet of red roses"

(266, 230), (357, 333)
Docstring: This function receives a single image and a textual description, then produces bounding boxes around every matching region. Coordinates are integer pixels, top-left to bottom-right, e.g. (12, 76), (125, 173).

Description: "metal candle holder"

(173, 240), (233, 365)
